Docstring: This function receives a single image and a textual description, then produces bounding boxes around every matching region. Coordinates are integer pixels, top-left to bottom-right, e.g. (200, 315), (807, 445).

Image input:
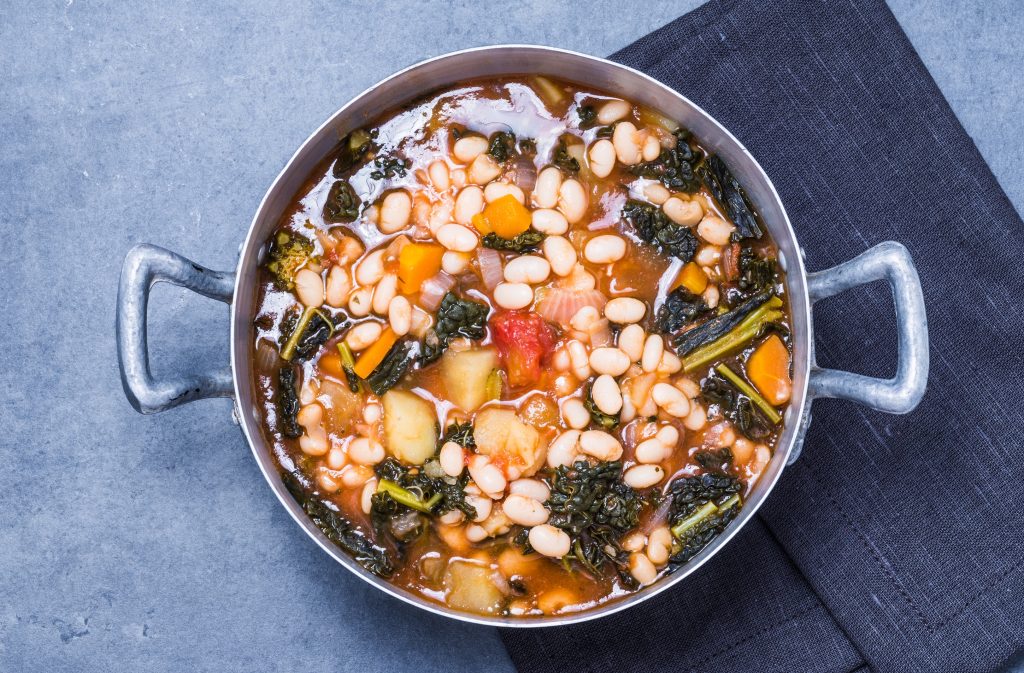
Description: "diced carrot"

(318, 351), (345, 380)
(353, 326), (398, 379)
(398, 243), (444, 294)
(746, 334), (792, 405)
(479, 194), (531, 239)
(673, 261), (708, 295)
(471, 212), (492, 235)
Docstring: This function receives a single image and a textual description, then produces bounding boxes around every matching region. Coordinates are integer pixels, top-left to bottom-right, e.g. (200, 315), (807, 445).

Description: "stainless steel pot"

(116, 45), (929, 627)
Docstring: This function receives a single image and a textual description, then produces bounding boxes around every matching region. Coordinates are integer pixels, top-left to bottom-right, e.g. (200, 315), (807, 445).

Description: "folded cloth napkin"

(501, 0), (1024, 671)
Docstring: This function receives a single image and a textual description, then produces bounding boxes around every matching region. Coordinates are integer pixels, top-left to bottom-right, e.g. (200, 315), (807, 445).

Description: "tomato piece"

(489, 311), (556, 387)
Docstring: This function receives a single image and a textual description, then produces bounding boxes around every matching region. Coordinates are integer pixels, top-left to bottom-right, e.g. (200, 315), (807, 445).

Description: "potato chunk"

(440, 347), (499, 412)
(473, 407), (544, 479)
(444, 561), (504, 615)
(382, 389), (438, 464)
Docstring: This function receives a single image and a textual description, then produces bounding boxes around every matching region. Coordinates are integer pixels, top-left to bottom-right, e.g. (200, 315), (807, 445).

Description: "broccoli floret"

(265, 230), (315, 291)
(667, 473), (742, 565)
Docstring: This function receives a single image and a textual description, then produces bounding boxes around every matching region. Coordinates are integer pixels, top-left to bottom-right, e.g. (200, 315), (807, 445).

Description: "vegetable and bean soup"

(251, 76), (793, 617)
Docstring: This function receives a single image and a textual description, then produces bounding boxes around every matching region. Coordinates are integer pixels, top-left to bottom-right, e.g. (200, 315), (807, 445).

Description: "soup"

(250, 76), (792, 617)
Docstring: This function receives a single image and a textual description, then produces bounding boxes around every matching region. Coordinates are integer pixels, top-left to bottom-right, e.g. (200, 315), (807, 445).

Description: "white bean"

(623, 464), (664, 489)
(694, 244), (722, 266)
(612, 121), (642, 165)
(469, 154), (502, 184)
(642, 134), (661, 162)
(557, 178), (588, 223)
(341, 464), (373, 488)
(529, 524), (571, 558)
(465, 524), (488, 543)
(379, 191), (412, 234)
(597, 99), (631, 124)
(294, 268), (324, 308)
(428, 160), (450, 191)
(371, 273), (398, 315)
(327, 446), (347, 470)
(644, 183), (671, 205)
(468, 455), (507, 495)
(656, 424), (680, 447)
(589, 347), (631, 376)
(362, 403), (381, 424)
(591, 374), (623, 415)
(542, 235), (577, 277)
(388, 295), (412, 336)
(663, 196), (703, 226)
(652, 382), (691, 417)
(531, 208), (569, 235)
(697, 215), (735, 246)
(439, 509), (464, 525)
(675, 377), (701, 399)
(502, 494), (549, 526)
(618, 323), (646, 362)
(454, 186), (485, 225)
(635, 438), (668, 464)
(436, 223), (478, 252)
(584, 234), (627, 264)
(348, 437), (385, 465)
(567, 340), (591, 380)
(684, 404), (707, 431)
(356, 249), (386, 286)
(562, 398), (591, 430)
(361, 478), (378, 514)
(604, 297), (646, 324)
(503, 255), (551, 284)
(441, 251), (471, 275)
(453, 135), (488, 163)
(346, 321), (383, 351)
(510, 478), (551, 502)
(588, 139), (616, 178)
(622, 531), (647, 553)
(324, 265), (351, 307)
(297, 403), (327, 456)
(439, 441), (465, 477)
(570, 305), (600, 332)
(532, 167), (562, 208)
(641, 334), (664, 373)
(484, 181), (525, 204)
(646, 527), (673, 566)
(703, 284), (720, 309)
(658, 350), (683, 375)
(547, 430), (581, 468)
(493, 282), (533, 309)
(579, 430), (623, 461)
(467, 495), (493, 523)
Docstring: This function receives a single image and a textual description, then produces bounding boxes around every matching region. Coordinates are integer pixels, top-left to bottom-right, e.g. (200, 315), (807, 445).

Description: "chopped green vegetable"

(323, 180), (360, 223)
(277, 366), (302, 438)
(332, 128), (373, 177)
(671, 290), (774, 352)
(265, 230), (315, 291)
(376, 479), (443, 514)
(420, 292), (490, 365)
(628, 128), (703, 193)
(369, 157), (408, 180)
(280, 306), (335, 362)
(481, 229), (546, 254)
(667, 473), (742, 565)
(655, 287), (709, 333)
(698, 155), (762, 239)
(441, 420), (475, 449)
(486, 131), (517, 163)
(484, 369), (504, 402)
(374, 457), (477, 525)
(679, 295), (784, 371)
(336, 341), (361, 393)
(621, 199), (698, 262)
(715, 364), (782, 425)
(576, 104), (597, 128)
(701, 375), (773, 440)
(364, 339), (416, 395)
(552, 137), (580, 174)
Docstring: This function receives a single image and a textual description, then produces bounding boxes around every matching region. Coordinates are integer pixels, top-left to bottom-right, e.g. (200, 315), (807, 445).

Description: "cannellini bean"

(570, 306), (600, 332)
(347, 286), (372, 317)
(589, 347), (631, 376)
(620, 387), (637, 423)
(646, 527), (673, 566)
(468, 154), (502, 184)
(562, 398), (591, 430)
(552, 346), (571, 371)
(450, 167), (467, 189)
(684, 403), (707, 431)
(468, 455), (506, 495)
(597, 99), (631, 124)
(317, 469), (341, 493)
(294, 268), (324, 307)
(635, 437), (668, 464)
(732, 438), (755, 465)
(658, 350), (683, 375)
(751, 444), (771, 473)
(547, 430), (582, 468)
(436, 223), (478, 252)
(324, 265), (351, 307)
(565, 264), (596, 290)
(504, 255), (551, 284)
(346, 321), (383, 351)
(428, 160), (450, 191)
(651, 383), (691, 417)
(529, 524), (571, 558)
(510, 478), (551, 502)
(675, 377), (701, 399)
(297, 404), (328, 456)
(644, 183), (671, 205)
(618, 323), (646, 362)
(584, 234), (627, 264)
(439, 509), (464, 525)
(379, 191), (412, 234)
(567, 340), (591, 380)
(388, 295), (412, 336)
(605, 297), (646, 324)
(642, 134), (661, 162)
(465, 524), (488, 543)
(656, 424), (679, 447)
(531, 208), (569, 235)
(439, 441), (465, 477)
(371, 273), (398, 315)
(356, 250), (386, 286)
(557, 179), (588, 223)
(410, 307), (432, 338)
(348, 437), (385, 465)
(493, 282), (533, 309)
(327, 446), (347, 470)
(579, 430), (623, 461)
(612, 121), (642, 165)
(454, 186), (485, 225)
(453, 135), (488, 163)
(532, 166), (562, 208)
(588, 139), (616, 178)
(363, 403), (381, 424)
(622, 531), (647, 553)
(484, 181), (525, 204)
(341, 464), (374, 488)
(441, 250), (471, 275)
(641, 334), (664, 372)
(542, 235), (576, 277)
(697, 215), (735, 246)
(502, 494), (549, 526)
(467, 494), (493, 523)
(663, 196), (703, 226)
(361, 478), (378, 514)
(591, 374), (623, 415)
(624, 464), (664, 489)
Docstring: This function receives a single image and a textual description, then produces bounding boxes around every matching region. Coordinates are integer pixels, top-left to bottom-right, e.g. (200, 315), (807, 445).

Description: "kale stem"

(670, 494), (741, 540)
(281, 307), (333, 361)
(682, 297), (782, 371)
(377, 479), (440, 514)
(336, 341), (362, 393)
(715, 364), (782, 425)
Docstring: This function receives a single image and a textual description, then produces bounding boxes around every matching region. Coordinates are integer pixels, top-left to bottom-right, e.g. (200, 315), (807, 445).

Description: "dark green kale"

(420, 292), (490, 365)
(265, 230), (315, 291)
(738, 246), (777, 293)
(694, 446), (734, 473)
(698, 155), (762, 239)
(364, 339), (416, 396)
(595, 125), (615, 139)
(280, 307), (339, 362)
(369, 157), (408, 180)
(277, 366), (302, 439)
(576, 104), (597, 128)
(323, 180), (360, 223)
(667, 473), (742, 565)
(621, 199), (698, 262)
(552, 137), (580, 174)
(282, 471), (394, 577)
(481, 229), (546, 254)
(441, 420), (476, 449)
(700, 374), (772, 440)
(546, 461), (645, 579)
(371, 457), (476, 541)
(584, 383), (619, 430)
(487, 131), (517, 163)
(671, 289), (773, 356)
(629, 129), (703, 192)
(655, 288), (709, 333)
(332, 128), (373, 177)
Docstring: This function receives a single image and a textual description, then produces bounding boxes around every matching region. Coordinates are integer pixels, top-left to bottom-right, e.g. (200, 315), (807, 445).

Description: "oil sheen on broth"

(250, 76), (793, 618)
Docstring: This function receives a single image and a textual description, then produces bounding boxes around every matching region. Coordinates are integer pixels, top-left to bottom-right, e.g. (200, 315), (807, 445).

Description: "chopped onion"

(512, 155), (537, 192)
(477, 248), (504, 291)
(535, 287), (607, 326)
(642, 495), (674, 534)
(418, 272), (456, 312)
(255, 339), (280, 373)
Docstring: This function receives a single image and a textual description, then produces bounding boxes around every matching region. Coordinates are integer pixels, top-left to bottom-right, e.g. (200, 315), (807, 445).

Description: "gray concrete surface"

(0, 1), (1020, 671)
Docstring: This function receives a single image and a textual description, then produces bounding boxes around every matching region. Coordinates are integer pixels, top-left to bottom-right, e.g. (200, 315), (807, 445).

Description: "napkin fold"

(501, 0), (1024, 671)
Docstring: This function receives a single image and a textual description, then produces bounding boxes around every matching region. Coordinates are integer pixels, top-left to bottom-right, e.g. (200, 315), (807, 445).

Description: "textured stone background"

(1, 1), (1020, 671)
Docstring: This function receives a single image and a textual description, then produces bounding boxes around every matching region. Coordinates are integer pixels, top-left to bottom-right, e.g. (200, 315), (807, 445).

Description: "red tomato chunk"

(489, 311), (557, 387)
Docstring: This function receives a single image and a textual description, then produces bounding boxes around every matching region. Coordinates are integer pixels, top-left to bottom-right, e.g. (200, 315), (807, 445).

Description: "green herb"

(576, 104), (597, 128)
(265, 230), (315, 291)
(667, 473), (742, 565)
(738, 246), (777, 294)
(584, 383), (619, 430)
(678, 294), (784, 371)
(698, 155), (762, 239)
(323, 180), (360, 223)
(486, 131), (517, 163)
(628, 128), (702, 193)
(276, 366), (302, 439)
(715, 364), (782, 425)
(280, 306), (335, 362)
(481, 229), (546, 254)
(332, 128), (373, 177)
(369, 157), (408, 180)
(374, 457), (477, 524)
(621, 199), (698, 262)
(364, 339), (416, 395)
(420, 292), (489, 364)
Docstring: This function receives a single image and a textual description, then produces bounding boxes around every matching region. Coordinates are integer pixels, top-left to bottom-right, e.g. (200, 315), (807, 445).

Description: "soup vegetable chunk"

(251, 76), (793, 617)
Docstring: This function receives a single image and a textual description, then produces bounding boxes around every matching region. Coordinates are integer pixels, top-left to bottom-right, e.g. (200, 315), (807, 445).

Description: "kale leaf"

(701, 374), (773, 440)
(364, 339), (417, 396)
(481, 229), (546, 254)
(670, 289), (773, 356)
(420, 292), (489, 365)
(373, 457), (476, 529)
(738, 246), (777, 293)
(487, 131), (517, 163)
(698, 155), (762, 239)
(667, 473), (742, 565)
(576, 104), (597, 128)
(628, 129), (703, 192)
(332, 128), (373, 178)
(552, 137), (580, 174)
(621, 199), (698, 262)
(323, 180), (360, 223)
(655, 288), (709, 334)
(277, 366), (302, 439)
(441, 420), (476, 449)
(369, 157), (408, 180)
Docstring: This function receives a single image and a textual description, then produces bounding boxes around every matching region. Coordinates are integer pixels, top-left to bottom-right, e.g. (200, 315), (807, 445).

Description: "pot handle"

(117, 244), (236, 414)
(806, 241), (929, 413)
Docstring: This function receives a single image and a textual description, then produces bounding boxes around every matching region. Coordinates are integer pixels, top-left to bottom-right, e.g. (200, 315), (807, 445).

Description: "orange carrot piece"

(398, 243), (444, 294)
(480, 194), (531, 239)
(673, 261), (708, 295)
(471, 212), (492, 235)
(353, 326), (398, 379)
(746, 334), (792, 405)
